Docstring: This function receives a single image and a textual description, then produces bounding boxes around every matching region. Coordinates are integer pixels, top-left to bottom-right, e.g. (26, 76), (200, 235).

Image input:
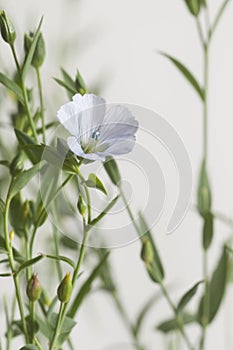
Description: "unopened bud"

(57, 273), (72, 303)
(0, 11), (16, 45)
(24, 31), (45, 68)
(141, 238), (154, 265)
(9, 230), (14, 242)
(184, 0), (201, 16)
(27, 274), (42, 302)
(75, 70), (87, 95)
(77, 195), (87, 219)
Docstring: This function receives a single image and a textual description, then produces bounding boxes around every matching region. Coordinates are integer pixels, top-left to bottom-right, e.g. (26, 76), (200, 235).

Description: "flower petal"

(57, 93), (106, 141)
(97, 136), (136, 156)
(99, 105), (138, 142)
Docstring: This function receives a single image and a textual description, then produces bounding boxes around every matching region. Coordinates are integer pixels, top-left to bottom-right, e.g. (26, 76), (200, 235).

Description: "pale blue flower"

(57, 93), (138, 161)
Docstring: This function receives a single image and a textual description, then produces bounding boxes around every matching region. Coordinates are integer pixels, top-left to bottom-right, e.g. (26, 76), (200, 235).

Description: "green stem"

(36, 67), (46, 143)
(209, 0), (231, 41)
(49, 302), (64, 350)
(4, 196), (29, 343)
(112, 291), (145, 350)
(120, 187), (194, 350)
(29, 301), (35, 343)
(49, 225), (90, 350)
(160, 282), (195, 350)
(10, 44), (38, 142)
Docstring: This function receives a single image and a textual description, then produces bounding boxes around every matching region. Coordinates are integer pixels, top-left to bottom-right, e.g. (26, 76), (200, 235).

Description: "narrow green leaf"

(21, 17), (43, 81)
(103, 157), (121, 186)
(157, 312), (196, 333)
(49, 313), (76, 347)
(85, 173), (107, 195)
(16, 254), (44, 275)
(19, 345), (39, 350)
(177, 280), (203, 314)
(45, 254), (75, 269)
(198, 246), (229, 325)
(202, 212), (214, 250)
(68, 252), (109, 318)
(0, 73), (24, 105)
(197, 159), (212, 216)
(161, 52), (204, 101)
(53, 77), (76, 95)
(0, 272), (12, 277)
(89, 195), (119, 226)
(139, 213), (164, 283)
(14, 129), (39, 164)
(9, 163), (41, 198)
(61, 68), (76, 90)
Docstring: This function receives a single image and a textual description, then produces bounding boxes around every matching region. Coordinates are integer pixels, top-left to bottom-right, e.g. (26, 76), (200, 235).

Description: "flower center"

(91, 130), (100, 141)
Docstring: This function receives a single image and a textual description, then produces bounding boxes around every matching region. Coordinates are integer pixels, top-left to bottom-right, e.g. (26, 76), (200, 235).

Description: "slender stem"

(160, 282), (195, 350)
(112, 291), (145, 350)
(30, 301), (35, 343)
(120, 187), (194, 350)
(4, 196), (29, 343)
(52, 207), (63, 281)
(36, 67), (46, 143)
(49, 302), (64, 350)
(49, 224), (90, 350)
(209, 0), (231, 41)
(10, 44), (38, 142)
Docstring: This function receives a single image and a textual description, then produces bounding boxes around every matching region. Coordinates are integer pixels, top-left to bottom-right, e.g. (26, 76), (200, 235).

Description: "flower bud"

(27, 274), (42, 302)
(9, 230), (14, 242)
(77, 195), (87, 219)
(184, 0), (201, 16)
(141, 238), (154, 265)
(57, 273), (72, 303)
(75, 70), (87, 95)
(0, 11), (16, 45)
(24, 31), (45, 68)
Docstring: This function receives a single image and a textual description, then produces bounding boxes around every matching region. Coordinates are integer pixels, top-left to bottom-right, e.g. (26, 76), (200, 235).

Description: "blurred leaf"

(103, 157), (121, 186)
(68, 251), (109, 318)
(157, 312), (197, 333)
(0, 198), (5, 215)
(60, 235), (79, 251)
(202, 212), (214, 250)
(25, 144), (79, 174)
(21, 17), (43, 81)
(134, 293), (161, 336)
(139, 213), (164, 283)
(16, 254), (44, 275)
(9, 163), (40, 199)
(54, 77), (76, 96)
(0, 236), (24, 262)
(0, 73), (24, 105)
(89, 195), (119, 226)
(85, 173), (107, 195)
(161, 53), (204, 100)
(9, 195), (25, 237)
(45, 254), (75, 269)
(177, 280), (203, 314)
(15, 129), (39, 164)
(198, 246), (229, 325)
(19, 346), (39, 350)
(49, 312), (76, 347)
(197, 160), (212, 216)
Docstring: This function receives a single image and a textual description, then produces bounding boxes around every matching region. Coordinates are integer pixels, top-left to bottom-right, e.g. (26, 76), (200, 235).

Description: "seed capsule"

(57, 273), (72, 303)
(0, 11), (16, 45)
(27, 274), (42, 302)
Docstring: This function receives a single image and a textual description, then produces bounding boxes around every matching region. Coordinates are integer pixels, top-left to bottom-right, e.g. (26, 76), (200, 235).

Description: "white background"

(0, 0), (233, 349)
